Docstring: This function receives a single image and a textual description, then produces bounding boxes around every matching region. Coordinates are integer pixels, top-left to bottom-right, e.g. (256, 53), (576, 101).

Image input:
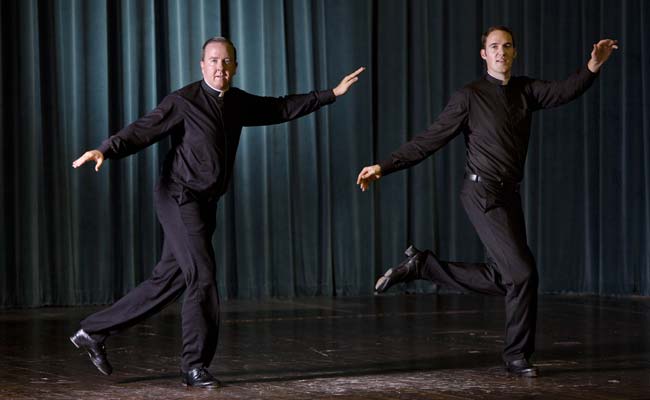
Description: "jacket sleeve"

(97, 94), (184, 159)
(378, 89), (469, 176)
(526, 67), (598, 111)
(238, 90), (336, 127)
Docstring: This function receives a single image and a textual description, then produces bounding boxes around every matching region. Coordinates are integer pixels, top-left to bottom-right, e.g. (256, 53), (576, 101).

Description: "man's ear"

(480, 49), (487, 61)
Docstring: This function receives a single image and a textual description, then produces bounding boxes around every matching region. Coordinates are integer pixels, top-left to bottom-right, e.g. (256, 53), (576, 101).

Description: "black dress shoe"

(375, 245), (425, 293)
(505, 358), (539, 377)
(69, 329), (113, 375)
(182, 367), (221, 388)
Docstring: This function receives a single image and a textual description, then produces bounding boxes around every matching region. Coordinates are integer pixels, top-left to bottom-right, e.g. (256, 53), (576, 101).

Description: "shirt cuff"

(378, 158), (396, 176)
(316, 89), (336, 105)
(97, 141), (113, 158)
(583, 65), (600, 78)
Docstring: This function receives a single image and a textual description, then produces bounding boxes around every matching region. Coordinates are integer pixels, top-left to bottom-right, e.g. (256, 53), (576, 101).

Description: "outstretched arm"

(527, 38), (619, 110)
(587, 39), (619, 73)
(355, 89), (468, 191)
(70, 95), (183, 172)
(241, 67), (366, 126)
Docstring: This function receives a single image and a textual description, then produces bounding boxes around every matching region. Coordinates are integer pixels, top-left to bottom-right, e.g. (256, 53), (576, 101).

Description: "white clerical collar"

(203, 80), (228, 96)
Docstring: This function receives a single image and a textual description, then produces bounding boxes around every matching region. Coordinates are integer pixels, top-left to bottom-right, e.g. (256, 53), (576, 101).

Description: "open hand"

(72, 150), (105, 172)
(356, 164), (381, 191)
(333, 67), (366, 97)
(588, 39), (618, 72)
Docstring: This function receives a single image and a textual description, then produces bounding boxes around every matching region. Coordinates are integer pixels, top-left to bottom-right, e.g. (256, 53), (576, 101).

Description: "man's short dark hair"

(201, 36), (237, 62)
(481, 26), (516, 49)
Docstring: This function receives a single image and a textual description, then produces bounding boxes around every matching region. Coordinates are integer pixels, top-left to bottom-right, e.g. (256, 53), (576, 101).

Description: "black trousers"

(419, 179), (538, 362)
(80, 178), (220, 372)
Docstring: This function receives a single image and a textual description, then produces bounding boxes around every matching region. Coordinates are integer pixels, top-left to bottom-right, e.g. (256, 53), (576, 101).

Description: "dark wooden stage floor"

(1, 294), (649, 399)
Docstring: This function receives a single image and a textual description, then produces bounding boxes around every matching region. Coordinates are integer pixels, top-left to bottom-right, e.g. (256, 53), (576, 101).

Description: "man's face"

(480, 30), (516, 78)
(201, 42), (237, 91)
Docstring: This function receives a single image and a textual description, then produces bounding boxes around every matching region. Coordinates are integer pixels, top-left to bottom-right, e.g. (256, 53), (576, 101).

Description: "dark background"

(1, 0), (648, 308)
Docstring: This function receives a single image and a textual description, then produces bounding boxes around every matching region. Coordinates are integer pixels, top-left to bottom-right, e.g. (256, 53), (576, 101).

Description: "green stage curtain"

(1, 0), (648, 307)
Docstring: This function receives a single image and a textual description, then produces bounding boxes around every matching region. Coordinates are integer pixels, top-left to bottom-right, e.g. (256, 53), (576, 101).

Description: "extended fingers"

(347, 67), (366, 80)
(334, 67), (366, 96)
(342, 67), (366, 86)
(358, 176), (370, 191)
(72, 150), (104, 170)
(357, 168), (370, 184)
(357, 166), (380, 191)
(596, 39), (619, 49)
(72, 152), (91, 168)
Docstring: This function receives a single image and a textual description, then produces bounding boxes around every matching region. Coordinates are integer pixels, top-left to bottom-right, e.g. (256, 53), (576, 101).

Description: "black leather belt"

(465, 173), (518, 188)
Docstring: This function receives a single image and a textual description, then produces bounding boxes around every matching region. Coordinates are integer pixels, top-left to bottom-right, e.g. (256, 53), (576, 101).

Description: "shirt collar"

(201, 79), (227, 98)
(484, 72), (510, 86)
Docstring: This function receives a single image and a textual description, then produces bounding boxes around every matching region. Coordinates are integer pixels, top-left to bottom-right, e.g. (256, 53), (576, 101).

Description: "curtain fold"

(1, 0), (648, 307)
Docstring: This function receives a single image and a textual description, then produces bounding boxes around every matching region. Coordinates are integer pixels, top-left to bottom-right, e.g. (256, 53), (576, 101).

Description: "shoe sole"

(182, 382), (221, 389)
(69, 336), (112, 376)
(506, 369), (539, 378)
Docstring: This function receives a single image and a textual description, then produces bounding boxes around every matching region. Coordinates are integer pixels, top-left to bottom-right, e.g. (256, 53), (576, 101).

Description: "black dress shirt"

(378, 67), (598, 183)
(98, 80), (335, 200)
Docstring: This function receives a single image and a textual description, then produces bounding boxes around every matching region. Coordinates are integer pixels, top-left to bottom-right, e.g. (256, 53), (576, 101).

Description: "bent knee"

(510, 260), (538, 288)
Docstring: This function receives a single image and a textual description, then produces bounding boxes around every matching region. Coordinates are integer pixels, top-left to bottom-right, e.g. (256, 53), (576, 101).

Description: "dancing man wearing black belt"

(356, 26), (617, 377)
(70, 36), (364, 388)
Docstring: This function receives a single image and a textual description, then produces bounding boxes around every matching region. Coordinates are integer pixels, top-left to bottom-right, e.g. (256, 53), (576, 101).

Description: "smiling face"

(480, 29), (517, 81)
(200, 41), (237, 91)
